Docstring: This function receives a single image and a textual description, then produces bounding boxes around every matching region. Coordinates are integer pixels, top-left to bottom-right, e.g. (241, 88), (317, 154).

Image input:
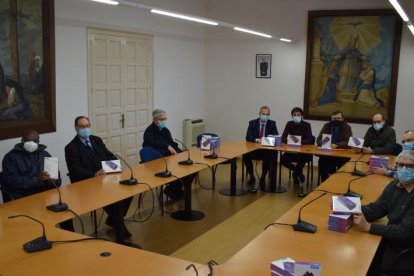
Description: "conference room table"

(0, 141), (396, 275)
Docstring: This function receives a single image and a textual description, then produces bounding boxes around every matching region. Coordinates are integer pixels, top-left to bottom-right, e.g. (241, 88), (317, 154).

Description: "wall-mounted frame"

(0, 0), (55, 140)
(256, 54), (272, 78)
(303, 9), (402, 125)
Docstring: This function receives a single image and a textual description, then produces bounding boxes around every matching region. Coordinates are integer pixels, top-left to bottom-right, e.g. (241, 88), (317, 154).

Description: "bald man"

(1, 130), (61, 201)
(361, 113), (396, 155)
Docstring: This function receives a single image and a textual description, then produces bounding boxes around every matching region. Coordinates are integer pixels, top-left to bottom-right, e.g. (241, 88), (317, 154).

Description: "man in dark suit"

(244, 106), (278, 187)
(65, 116), (133, 245)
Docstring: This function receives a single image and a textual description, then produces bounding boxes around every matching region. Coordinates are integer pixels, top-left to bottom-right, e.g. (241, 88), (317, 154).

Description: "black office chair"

(394, 143), (403, 156)
(390, 247), (414, 276)
(0, 172), (14, 203)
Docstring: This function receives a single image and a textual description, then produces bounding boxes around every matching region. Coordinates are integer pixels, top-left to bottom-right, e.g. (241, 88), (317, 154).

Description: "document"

(44, 157), (59, 179)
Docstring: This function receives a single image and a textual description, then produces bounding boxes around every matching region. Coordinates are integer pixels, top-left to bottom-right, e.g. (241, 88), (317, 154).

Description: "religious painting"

(0, 0), (55, 140)
(303, 10), (402, 125)
(256, 54), (271, 78)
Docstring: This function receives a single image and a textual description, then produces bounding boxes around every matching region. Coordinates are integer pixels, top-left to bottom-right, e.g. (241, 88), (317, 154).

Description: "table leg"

(219, 158), (247, 196)
(171, 175), (205, 221)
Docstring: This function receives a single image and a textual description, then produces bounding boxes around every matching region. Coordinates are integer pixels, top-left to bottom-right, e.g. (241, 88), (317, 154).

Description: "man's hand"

(331, 144), (338, 149)
(372, 165), (387, 176)
(168, 145), (177, 155)
(95, 169), (105, 176)
(37, 171), (51, 183)
(353, 213), (371, 232)
(362, 147), (373, 154)
(353, 147), (362, 153)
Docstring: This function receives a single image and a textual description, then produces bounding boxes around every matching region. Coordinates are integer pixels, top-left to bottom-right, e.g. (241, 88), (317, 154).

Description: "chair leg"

(92, 210), (98, 238)
(241, 156), (245, 184)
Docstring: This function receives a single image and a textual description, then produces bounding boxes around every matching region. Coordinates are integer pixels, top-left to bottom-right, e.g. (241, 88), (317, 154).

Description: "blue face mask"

(157, 121), (166, 129)
(373, 123), (383, 131)
(293, 116), (302, 124)
(79, 128), (91, 139)
(260, 115), (269, 122)
(397, 166), (414, 185)
(403, 142), (414, 151)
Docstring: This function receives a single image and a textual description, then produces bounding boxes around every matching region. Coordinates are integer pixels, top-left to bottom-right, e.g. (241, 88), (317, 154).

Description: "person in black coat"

(142, 109), (194, 200)
(244, 106), (278, 188)
(65, 116), (132, 244)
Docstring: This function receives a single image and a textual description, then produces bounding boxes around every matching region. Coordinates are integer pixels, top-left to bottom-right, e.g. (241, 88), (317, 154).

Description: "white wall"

(204, 0), (414, 143)
(0, 0), (206, 197)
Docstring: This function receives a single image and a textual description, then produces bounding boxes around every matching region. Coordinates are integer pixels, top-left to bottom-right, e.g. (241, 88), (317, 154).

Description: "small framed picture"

(256, 54), (272, 78)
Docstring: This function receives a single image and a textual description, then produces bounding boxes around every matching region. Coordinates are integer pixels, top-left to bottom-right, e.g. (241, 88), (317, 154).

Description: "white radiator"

(183, 119), (205, 148)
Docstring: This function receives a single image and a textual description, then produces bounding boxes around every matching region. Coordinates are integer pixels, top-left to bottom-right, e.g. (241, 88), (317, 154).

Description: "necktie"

(259, 124), (265, 138)
(84, 140), (92, 150)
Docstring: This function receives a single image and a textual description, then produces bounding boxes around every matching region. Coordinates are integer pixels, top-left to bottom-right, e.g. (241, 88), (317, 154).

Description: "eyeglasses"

(396, 163), (414, 169)
(372, 120), (383, 124)
(401, 139), (414, 144)
(77, 124), (90, 129)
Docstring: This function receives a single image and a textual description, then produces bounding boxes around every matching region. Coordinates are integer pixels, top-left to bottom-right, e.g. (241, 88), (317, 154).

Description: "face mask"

(79, 128), (91, 139)
(332, 120), (343, 127)
(260, 115), (269, 122)
(157, 121), (166, 129)
(293, 116), (302, 124)
(403, 142), (414, 151)
(396, 166), (414, 185)
(23, 141), (38, 153)
(373, 123), (383, 131)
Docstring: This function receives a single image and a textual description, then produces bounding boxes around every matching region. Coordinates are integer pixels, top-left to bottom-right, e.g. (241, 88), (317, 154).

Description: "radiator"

(183, 119), (205, 148)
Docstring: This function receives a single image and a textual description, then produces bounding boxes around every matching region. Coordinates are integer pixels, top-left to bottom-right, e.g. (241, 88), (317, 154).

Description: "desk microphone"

(344, 174), (369, 199)
(174, 139), (193, 165)
(8, 214), (52, 253)
(151, 150), (172, 178)
(114, 154), (138, 185)
(292, 192), (327, 233)
(350, 154), (367, 177)
(46, 180), (69, 212)
(201, 135), (218, 159)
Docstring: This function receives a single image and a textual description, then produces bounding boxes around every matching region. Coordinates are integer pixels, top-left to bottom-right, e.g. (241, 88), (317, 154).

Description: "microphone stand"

(151, 150), (172, 178)
(292, 192), (327, 233)
(351, 154), (367, 177)
(344, 175), (367, 199)
(8, 215), (52, 253)
(46, 180), (69, 212)
(174, 139), (193, 165)
(202, 135), (219, 159)
(115, 154), (138, 185)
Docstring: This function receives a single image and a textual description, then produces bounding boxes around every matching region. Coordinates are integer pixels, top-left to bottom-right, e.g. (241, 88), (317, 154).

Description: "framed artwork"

(0, 0), (55, 140)
(256, 54), (271, 78)
(303, 10), (402, 125)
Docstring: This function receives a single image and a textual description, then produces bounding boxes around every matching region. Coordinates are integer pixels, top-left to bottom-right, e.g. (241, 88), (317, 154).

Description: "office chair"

(139, 146), (167, 215)
(390, 247), (414, 276)
(394, 143), (403, 156)
(0, 172), (14, 203)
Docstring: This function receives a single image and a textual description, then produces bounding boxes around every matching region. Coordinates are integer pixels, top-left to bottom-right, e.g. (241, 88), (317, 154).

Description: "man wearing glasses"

(353, 150), (414, 274)
(360, 113), (396, 155)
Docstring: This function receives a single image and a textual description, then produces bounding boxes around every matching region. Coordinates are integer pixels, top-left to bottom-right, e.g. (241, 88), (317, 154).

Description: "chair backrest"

(391, 247), (414, 276)
(196, 133), (219, 148)
(139, 147), (161, 163)
(0, 172), (14, 203)
(394, 143), (403, 156)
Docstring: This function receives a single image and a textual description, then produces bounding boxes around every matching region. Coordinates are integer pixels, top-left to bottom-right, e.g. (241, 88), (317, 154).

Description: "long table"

(0, 141), (394, 275)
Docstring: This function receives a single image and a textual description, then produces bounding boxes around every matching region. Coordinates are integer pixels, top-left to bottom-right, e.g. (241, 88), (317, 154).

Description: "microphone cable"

(50, 237), (110, 244)
(67, 209), (85, 235)
(125, 182), (156, 223)
(192, 162), (214, 190)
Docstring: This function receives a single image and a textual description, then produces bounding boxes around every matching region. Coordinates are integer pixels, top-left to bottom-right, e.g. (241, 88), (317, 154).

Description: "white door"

(88, 29), (153, 165)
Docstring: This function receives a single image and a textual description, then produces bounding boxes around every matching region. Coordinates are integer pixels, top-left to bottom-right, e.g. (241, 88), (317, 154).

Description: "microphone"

(344, 174), (369, 199)
(151, 149), (172, 178)
(174, 139), (193, 165)
(292, 192), (327, 233)
(350, 154), (367, 177)
(46, 180), (69, 212)
(114, 154), (138, 185)
(201, 135), (218, 159)
(8, 214), (52, 253)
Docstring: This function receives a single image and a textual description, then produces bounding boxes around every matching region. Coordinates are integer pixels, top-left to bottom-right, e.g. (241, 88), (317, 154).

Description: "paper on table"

(44, 157), (59, 179)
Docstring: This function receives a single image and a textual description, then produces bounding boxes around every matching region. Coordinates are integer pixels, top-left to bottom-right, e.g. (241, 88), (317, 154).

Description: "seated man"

(65, 116), (132, 244)
(281, 107), (313, 184)
(244, 106), (278, 187)
(353, 150), (414, 274)
(1, 129), (61, 201)
(372, 130), (414, 177)
(360, 113), (396, 155)
(316, 110), (352, 182)
(143, 109), (194, 200)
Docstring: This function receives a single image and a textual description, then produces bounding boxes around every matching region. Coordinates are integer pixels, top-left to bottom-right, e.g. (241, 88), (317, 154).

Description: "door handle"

(121, 114), (125, 128)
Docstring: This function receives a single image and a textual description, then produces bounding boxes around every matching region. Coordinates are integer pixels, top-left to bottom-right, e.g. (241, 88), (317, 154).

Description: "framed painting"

(256, 54), (271, 78)
(303, 9), (402, 125)
(0, 0), (55, 140)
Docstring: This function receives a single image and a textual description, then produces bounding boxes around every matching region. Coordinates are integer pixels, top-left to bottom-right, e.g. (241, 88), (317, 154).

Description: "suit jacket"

(245, 118), (278, 142)
(65, 135), (116, 183)
(316, 121), (352, 148)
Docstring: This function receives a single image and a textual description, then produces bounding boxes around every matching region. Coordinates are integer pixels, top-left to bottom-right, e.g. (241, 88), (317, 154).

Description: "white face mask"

(23, 141), (38, 153)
